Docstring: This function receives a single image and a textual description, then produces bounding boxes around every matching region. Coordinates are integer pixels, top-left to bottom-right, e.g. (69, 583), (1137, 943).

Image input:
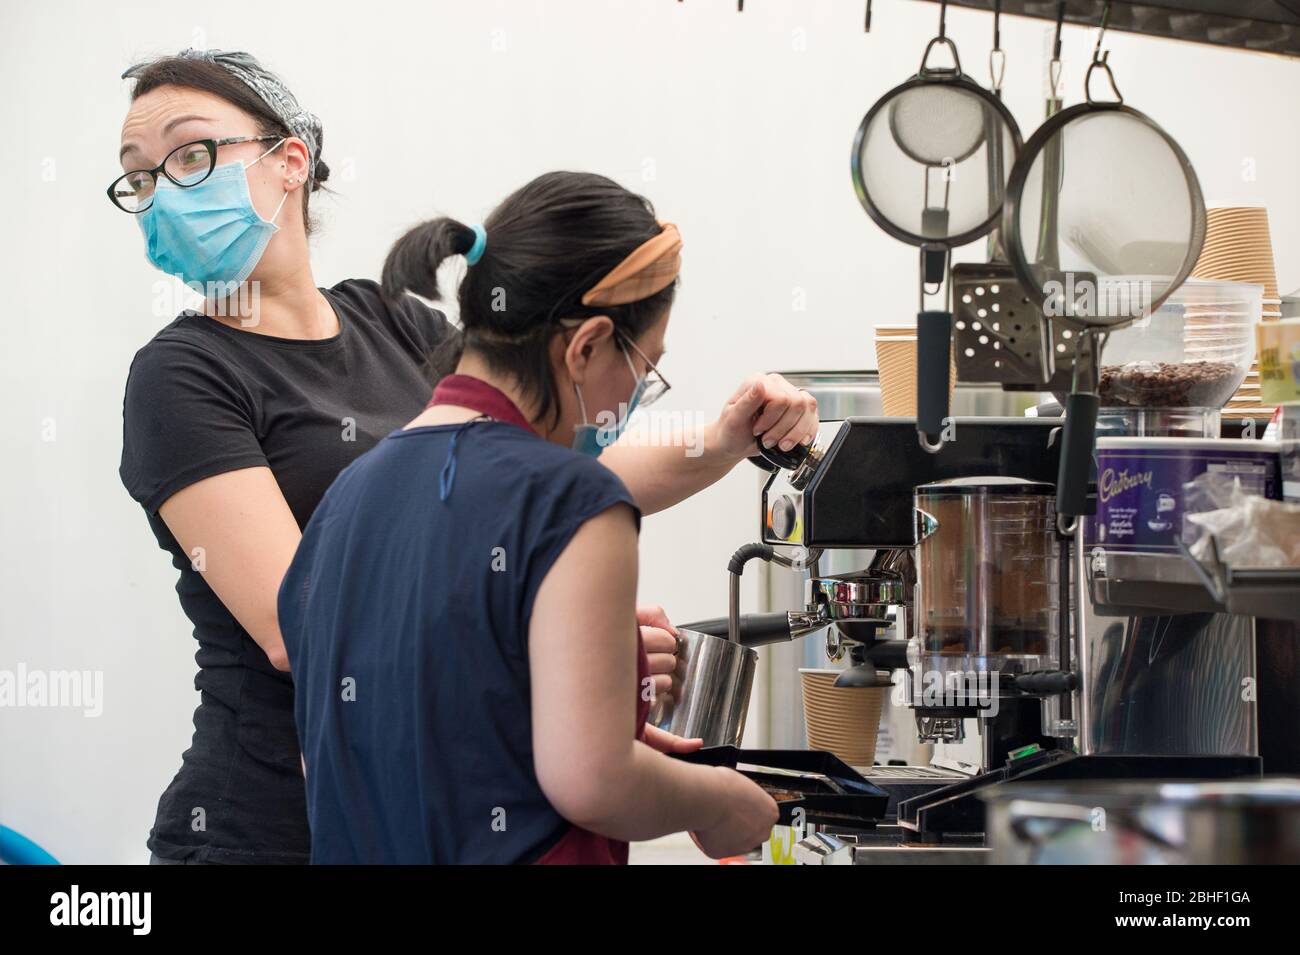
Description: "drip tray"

(859, 765), (968, 780)
(854, 764), (971, 821)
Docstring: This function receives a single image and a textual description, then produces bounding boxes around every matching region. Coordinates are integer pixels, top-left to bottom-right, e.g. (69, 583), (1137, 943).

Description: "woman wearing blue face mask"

(113, 51), (816, 865)
(280, 171), (781, 863)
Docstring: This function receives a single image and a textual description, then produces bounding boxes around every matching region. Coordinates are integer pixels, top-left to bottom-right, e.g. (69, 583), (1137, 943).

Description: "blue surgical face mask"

(137, 142), (289, 290)
(572, 343), (648, 458)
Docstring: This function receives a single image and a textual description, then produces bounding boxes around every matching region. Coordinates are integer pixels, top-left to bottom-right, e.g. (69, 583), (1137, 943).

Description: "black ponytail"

(382, 171), (676, 426)
(381, 217), (478, 302)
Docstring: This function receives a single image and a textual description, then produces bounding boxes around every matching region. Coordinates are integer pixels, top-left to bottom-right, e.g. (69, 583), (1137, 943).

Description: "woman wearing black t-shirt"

(112, 50), (817, 864)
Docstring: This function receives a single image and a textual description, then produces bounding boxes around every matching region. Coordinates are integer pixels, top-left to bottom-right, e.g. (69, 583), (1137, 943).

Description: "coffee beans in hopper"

(1098, 361), (1242, 408)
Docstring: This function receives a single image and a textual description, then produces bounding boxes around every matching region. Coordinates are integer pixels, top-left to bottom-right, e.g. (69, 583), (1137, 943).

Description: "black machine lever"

(917, 310), (953, 441)
(748, 435), (813, 473)
(1009, 670), (1078, 695)
(1056, 392), (1099, 521)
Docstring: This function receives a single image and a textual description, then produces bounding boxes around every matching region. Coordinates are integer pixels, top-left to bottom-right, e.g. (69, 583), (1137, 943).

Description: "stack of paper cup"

(1192, 206), (1282, 420)
(874, 324), (954, 417)
(799, 668), (886, 767)
(1192, 207), (1280, 299)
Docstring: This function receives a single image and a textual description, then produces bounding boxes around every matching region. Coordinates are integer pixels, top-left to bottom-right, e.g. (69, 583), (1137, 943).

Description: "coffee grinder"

(744, 416), (1259, 853)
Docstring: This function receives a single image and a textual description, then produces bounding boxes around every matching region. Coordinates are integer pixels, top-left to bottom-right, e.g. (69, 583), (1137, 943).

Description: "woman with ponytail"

(278, 171), (792, 863)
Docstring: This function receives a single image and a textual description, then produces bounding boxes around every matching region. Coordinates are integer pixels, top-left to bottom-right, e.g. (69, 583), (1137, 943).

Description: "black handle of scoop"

(682, 613), (795, 649)
(1057, 392), (1099, 519)
(748, 436), (812, 473)
(917, 310), (951, 439)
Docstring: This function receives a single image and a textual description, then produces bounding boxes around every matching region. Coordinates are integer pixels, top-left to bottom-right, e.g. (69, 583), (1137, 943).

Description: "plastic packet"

(1184, 472), (1300, 569)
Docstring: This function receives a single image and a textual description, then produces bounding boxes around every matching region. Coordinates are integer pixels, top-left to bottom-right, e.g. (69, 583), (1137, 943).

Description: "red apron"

(427, 374), (651, 865)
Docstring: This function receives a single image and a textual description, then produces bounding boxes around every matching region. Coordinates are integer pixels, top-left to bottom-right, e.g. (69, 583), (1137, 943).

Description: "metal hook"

(1092, 1), (1112, 65)
(990, 49), (1006, 94)
(1085, 52), (1124, 104)
(989, 0), (1005, 93)
(864, 0), (872, 32)
(1047, 1), (1065, 102)
(917, 245), (949, 309)
(1085, 3), (1123, 104)
(919, 34), (963, 76)
(916, 0), (961, 76)
(919, 431), (947, 455)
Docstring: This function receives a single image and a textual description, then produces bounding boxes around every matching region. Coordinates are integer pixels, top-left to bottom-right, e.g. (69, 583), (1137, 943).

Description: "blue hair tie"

(464, 224), (487, 266)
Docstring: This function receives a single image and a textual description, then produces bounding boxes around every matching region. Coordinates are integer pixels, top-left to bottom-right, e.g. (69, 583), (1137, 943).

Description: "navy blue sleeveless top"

(278, 398), (640, 863)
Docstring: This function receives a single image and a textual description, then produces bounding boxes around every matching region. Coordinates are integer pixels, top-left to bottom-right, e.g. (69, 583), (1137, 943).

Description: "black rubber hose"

(727, 542), (774, 576)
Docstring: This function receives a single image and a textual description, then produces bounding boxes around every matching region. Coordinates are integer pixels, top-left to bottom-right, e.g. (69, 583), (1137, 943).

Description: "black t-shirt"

(120, 278), (455, 863)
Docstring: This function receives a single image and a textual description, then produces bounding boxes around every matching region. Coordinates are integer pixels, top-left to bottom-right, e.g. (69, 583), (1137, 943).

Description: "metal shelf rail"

(910, 1), (1300, 59)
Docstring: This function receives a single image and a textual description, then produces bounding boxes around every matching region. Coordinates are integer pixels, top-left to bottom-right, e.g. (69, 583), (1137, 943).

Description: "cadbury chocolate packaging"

(1089, 437), (1281, 552)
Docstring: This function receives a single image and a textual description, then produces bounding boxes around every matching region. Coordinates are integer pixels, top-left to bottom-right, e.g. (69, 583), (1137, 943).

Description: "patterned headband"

(123, 48), (324, 180)
(581, 222), (682, 308)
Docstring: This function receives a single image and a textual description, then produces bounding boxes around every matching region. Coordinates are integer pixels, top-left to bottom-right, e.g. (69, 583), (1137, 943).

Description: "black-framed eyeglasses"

(107, 136), (282, 214)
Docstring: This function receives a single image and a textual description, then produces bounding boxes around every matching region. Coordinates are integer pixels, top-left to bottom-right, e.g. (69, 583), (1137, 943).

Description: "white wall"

(2, 0), (1296, 863)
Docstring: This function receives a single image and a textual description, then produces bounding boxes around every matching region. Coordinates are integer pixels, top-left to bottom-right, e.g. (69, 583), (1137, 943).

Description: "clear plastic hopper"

(912, 477), (1060, 688)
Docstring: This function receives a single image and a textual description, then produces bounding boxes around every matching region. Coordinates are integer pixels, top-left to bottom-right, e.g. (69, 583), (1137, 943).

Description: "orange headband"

(581, 221), (682, 308)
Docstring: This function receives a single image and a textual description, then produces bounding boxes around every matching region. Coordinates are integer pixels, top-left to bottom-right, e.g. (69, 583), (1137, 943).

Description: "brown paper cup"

(799, 669), (886, 767)
(875, 336), (917, 417)
(875, 336), (956, 418)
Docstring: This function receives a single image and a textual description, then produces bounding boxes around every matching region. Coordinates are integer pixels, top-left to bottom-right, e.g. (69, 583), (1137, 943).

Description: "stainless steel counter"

(789, 825), (990, 865)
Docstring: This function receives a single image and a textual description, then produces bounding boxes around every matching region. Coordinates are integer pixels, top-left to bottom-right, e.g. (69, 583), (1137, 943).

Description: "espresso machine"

(742, 416), (1261, 863)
